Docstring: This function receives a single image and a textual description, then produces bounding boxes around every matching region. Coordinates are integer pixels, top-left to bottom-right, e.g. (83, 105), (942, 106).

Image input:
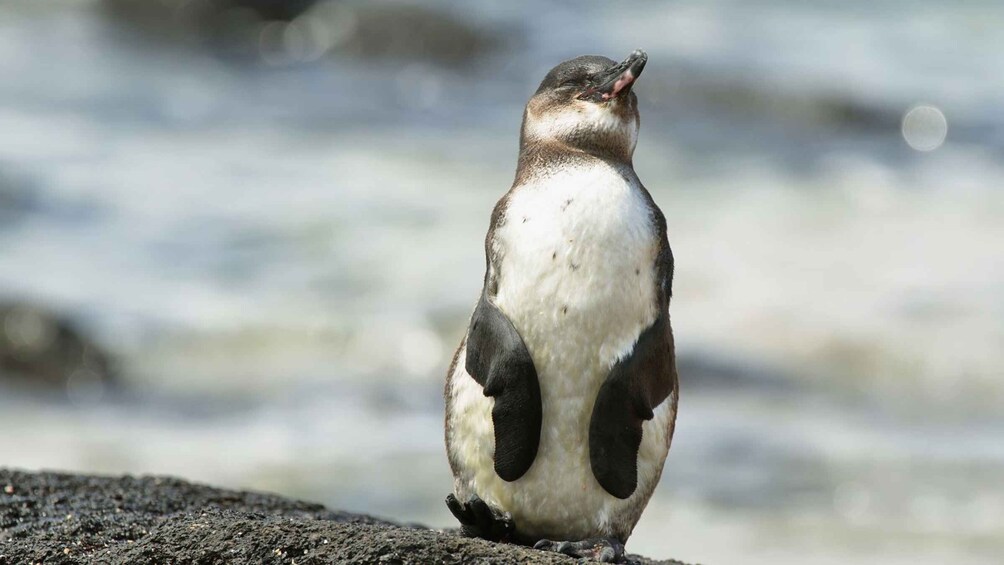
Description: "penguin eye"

(558, 78), (582, 88)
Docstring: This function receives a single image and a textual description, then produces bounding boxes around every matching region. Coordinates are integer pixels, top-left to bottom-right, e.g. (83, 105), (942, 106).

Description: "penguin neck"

(514, 137), (634, 187)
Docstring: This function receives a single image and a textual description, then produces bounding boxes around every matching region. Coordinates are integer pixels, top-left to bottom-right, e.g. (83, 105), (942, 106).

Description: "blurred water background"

(1, 1), (1002, 563)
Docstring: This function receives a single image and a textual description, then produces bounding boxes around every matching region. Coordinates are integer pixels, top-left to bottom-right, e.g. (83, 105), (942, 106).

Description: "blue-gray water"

(1, 1), (1002, 563)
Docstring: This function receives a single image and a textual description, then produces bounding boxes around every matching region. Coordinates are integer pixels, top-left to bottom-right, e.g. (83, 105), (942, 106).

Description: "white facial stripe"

(526, 101), (638, 148)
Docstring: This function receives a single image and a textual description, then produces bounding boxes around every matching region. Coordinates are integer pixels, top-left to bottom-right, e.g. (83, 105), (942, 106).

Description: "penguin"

(444, 50), (678, 563)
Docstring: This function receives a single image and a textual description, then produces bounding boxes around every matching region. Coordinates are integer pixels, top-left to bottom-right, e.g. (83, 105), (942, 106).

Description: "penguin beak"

(578, 49), (648, 103)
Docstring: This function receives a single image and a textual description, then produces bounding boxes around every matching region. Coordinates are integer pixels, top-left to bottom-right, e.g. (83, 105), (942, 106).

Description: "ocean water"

(1, 1), (1002, 564)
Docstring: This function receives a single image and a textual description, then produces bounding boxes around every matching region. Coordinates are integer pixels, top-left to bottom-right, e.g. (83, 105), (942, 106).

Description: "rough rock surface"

(0, 469), (692, 565)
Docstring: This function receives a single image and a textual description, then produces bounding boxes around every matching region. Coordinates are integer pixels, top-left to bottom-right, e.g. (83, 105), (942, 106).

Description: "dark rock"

(659, 70), (901, 133)
(0, 469), (693, 565)
(99, 0), (507, 67)
(0, 302), (117, 396)
(99, 0), (324, 58)
(324, 3), (503, 68)
(222, 0), (320, 21)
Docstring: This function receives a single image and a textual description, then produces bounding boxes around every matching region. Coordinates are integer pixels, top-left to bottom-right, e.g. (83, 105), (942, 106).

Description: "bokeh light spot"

(901, 104), (948, 152)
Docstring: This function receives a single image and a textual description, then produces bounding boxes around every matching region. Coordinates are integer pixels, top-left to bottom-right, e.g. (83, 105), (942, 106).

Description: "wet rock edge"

(0, 469), (693, 564)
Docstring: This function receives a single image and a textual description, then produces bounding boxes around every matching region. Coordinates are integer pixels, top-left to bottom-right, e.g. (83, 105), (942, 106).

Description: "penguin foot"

(445, 493), (515, 542)
(533, 537), (627, 563)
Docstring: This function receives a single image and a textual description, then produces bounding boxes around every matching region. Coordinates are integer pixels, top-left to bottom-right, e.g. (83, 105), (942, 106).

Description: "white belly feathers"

(493, 161), (658, 367)
(448, 160), (672, 540)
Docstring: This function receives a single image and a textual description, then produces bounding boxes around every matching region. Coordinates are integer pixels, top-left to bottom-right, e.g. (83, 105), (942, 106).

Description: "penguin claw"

(445, 493), (515, 542)
(533, 537), (627, 563)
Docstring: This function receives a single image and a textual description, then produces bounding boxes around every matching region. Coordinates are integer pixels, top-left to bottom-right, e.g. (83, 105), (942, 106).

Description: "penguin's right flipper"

(465, 292), (542, 482)
(589, 311), (674, 499)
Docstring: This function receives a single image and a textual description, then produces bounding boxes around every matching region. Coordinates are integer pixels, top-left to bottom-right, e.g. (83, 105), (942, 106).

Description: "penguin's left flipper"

(446, 493), (515, 542)
(465, 292), (542, 482)
(589, 311), (675, 499)
(533, 537), (627, 563)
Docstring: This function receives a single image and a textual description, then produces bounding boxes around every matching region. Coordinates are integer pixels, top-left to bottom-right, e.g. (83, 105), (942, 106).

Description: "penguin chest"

(493, 162), (660, 377)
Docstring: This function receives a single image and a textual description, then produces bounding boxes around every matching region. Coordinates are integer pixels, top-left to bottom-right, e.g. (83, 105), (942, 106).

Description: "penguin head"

(521, 50), (647, 161)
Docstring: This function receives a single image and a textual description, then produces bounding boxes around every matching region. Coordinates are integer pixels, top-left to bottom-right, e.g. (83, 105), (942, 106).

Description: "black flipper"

(588, 311), (674, 499)
(465, 292), (542, 482)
